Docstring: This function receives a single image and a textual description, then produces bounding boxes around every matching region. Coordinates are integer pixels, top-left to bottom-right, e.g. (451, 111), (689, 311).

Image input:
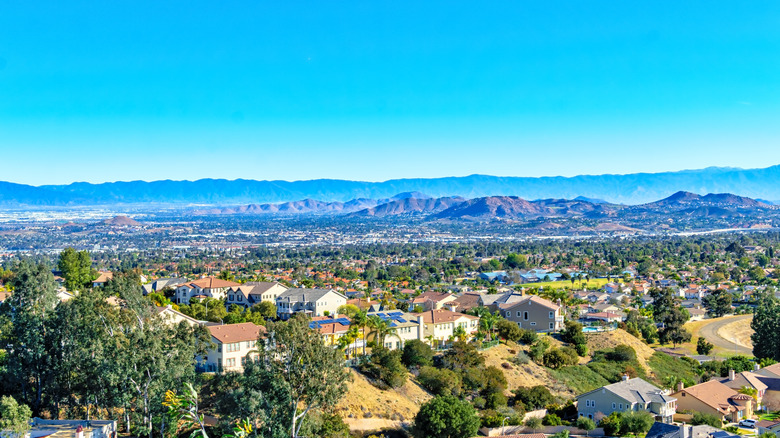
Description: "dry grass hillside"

(586, 329), (655, 369)
(481, 343), (579, 398)
(336, 369), (432, 422)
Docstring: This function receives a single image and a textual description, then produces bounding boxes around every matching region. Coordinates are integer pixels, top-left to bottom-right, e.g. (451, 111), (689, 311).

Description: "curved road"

(698, 314), (753, 356)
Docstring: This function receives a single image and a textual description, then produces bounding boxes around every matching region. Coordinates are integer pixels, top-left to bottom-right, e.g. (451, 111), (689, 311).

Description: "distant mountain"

(190, 198), (380, 215)
(431, 196), (621, 221)
(3, 165), (780, 206)
(639, 191), (769, 209)
(574, 195), (609, 204)
(351, 196), (465, 217)
(102, 216), (142, 226)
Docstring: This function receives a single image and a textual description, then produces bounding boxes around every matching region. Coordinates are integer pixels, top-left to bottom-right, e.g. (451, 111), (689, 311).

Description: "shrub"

(575, 343), (589, 356)
(497, 319), (523, 342)
(402, 339), (434, 368)
(696, 337), (714, 355)
(413, 396), (480, 438)
(525, 416), (543, 430)
(485, 391), (508, 409)
(529, 338), (550, 363)
(418, 366), (462, 396)
(543, 413), (563, 426)
(511, 351), (530, 365)
(513, 385), (554, 410)
(518, 328), (539, 345)
(599, 412), (623, 437)
(544, 348), (578, 369)
(606, 345), (637, 362)
(691, 411), (721, 428)
(359, 346), (407, 388)
(576, 416), (596, 435)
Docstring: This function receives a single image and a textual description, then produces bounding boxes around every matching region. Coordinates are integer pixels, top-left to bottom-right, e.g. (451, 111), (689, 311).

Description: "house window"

(229, 295), (233, 301)
(612, 403), (616, 409)
(517, 311), (522, 317)
(506, 312), (511, 317)
(549, 311), (554, 319)
(524, 312), (529, 320)
(549, 322), (554, 329)
(619, 403), (623, 410)
(530, 322), (536, 326)
(238, 295), (242, 301)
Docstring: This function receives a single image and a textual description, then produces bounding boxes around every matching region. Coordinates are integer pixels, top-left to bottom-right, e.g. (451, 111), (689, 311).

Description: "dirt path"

(698, 315), (753, 356)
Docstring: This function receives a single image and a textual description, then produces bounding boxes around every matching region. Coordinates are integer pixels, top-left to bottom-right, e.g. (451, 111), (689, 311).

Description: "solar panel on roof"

(388, 311), (403, 316)
(396, 318), (407, 323)
(390, 322), (397, 327)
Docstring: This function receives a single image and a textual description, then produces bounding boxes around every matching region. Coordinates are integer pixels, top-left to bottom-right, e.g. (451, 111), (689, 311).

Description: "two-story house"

(226, 281), (288, 309)
(499, 295), (564, 332)
(671, 379), (753, 424)
(413, 309), (479, 345)
(577, 376), (677, 423)
(175, 277), (240, 305)
(276, 288), (347, 320)
(142, 277), (188, 295)
(200, 322), (265, 372)
(366, 311), (426, 350)
(410, 291), (456, 311)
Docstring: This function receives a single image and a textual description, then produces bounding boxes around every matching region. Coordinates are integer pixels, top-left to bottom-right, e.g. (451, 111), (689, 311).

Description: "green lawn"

(548, 365), (610, 395)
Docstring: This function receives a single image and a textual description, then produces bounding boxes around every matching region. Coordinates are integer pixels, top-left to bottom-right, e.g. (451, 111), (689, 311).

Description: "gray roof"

(580, 377), (675, 405)
(646, 423), (736, 438)
(277, 288), (345, 303)
(233, 281), (286, 296)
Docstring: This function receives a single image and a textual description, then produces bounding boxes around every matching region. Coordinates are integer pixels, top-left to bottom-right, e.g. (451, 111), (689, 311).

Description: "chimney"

(729, 369), (736, 381)
(680, 423), (689, 438)
(677, 380), (685, 392)
(76, 425), (84, 438)
(622, 374), (630, 382)
(755, 363), (761, 372)
(417, 315), (425, 341)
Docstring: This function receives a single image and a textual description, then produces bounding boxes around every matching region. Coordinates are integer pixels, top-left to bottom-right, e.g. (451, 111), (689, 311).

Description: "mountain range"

(187, 191), (774, 223)
(3, 165), (780, 207)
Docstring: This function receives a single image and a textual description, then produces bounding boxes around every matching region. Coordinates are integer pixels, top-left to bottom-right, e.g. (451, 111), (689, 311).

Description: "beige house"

(226, 281), (288, 309)
(276, 288), (347, 320)
(200, 322), (265, 372)
(410, 291), (457, 311)
(671, 379), (754, 423)
(92, 271), (113, 288)
(366, 311), (425, 350)
(175, 277), (240, 305)
(155, 305), (202, 326)
(413, 309), (479, 344)
(499, 295), (564, 332)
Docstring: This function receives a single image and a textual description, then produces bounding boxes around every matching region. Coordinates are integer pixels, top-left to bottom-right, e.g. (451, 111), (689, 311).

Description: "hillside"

(102, 215), (142, 226)
(336, 369), (431, 422)
(433, 196), (553, 221)
(351, 196), (465, 217)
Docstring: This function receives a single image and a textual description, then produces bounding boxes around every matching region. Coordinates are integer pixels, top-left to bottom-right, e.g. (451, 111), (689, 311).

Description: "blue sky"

(1, 1), (779, 185)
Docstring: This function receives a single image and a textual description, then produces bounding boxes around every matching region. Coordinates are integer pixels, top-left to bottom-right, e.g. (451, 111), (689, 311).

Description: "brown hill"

(102, 216), (141, 226)
(351, 197), (465, 217)
(640, 191), (769, 209)
(433, 196), (554, 221)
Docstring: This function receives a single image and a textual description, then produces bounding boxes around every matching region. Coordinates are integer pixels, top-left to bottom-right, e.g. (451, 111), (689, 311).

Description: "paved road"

(698, 314), (753, 356)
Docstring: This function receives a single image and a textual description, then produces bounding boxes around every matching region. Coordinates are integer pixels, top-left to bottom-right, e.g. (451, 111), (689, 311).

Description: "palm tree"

(453, 325), (467, 342)
(350, 310), (369, 356)
(338, 325), (361, 358)
(480, 312), (499, 341)
(367, 314), (397, 348)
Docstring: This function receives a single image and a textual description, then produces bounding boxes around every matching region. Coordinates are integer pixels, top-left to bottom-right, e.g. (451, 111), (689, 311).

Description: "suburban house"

(481, 291), (527, 311)
(199, 322), (265, 372)
(92, 271), (113, 288)
(410, 291), (456, 311)
(175, 277), (240, 305)
(757, 420), (780, 438)
(646, 422), (738, 438)
(309, 315), (364, 355)
(479, 270), (508, 282)
(226, 281), (288, 309)
(366, 311), (425, 350)
(583, 312), (624, 323)
(156, 305), (202, 326)
(276, 288), (347, 320)
(142, 277), (188, 295)
(718, 368), (768, 411)
(413, 309), (479, 345)
(755, 363), (780, 410)
(577, 376), (677, 423)
(499, 295), (564, 332)
(671, 379), (754, 423)
(444, 292), (482, 313)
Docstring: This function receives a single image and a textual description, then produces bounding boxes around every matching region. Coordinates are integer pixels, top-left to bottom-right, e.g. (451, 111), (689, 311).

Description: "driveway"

(698, 314), (753, 356)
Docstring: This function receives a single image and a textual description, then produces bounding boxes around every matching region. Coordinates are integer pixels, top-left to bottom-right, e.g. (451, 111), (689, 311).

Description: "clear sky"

(1, 1), (779, 185)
